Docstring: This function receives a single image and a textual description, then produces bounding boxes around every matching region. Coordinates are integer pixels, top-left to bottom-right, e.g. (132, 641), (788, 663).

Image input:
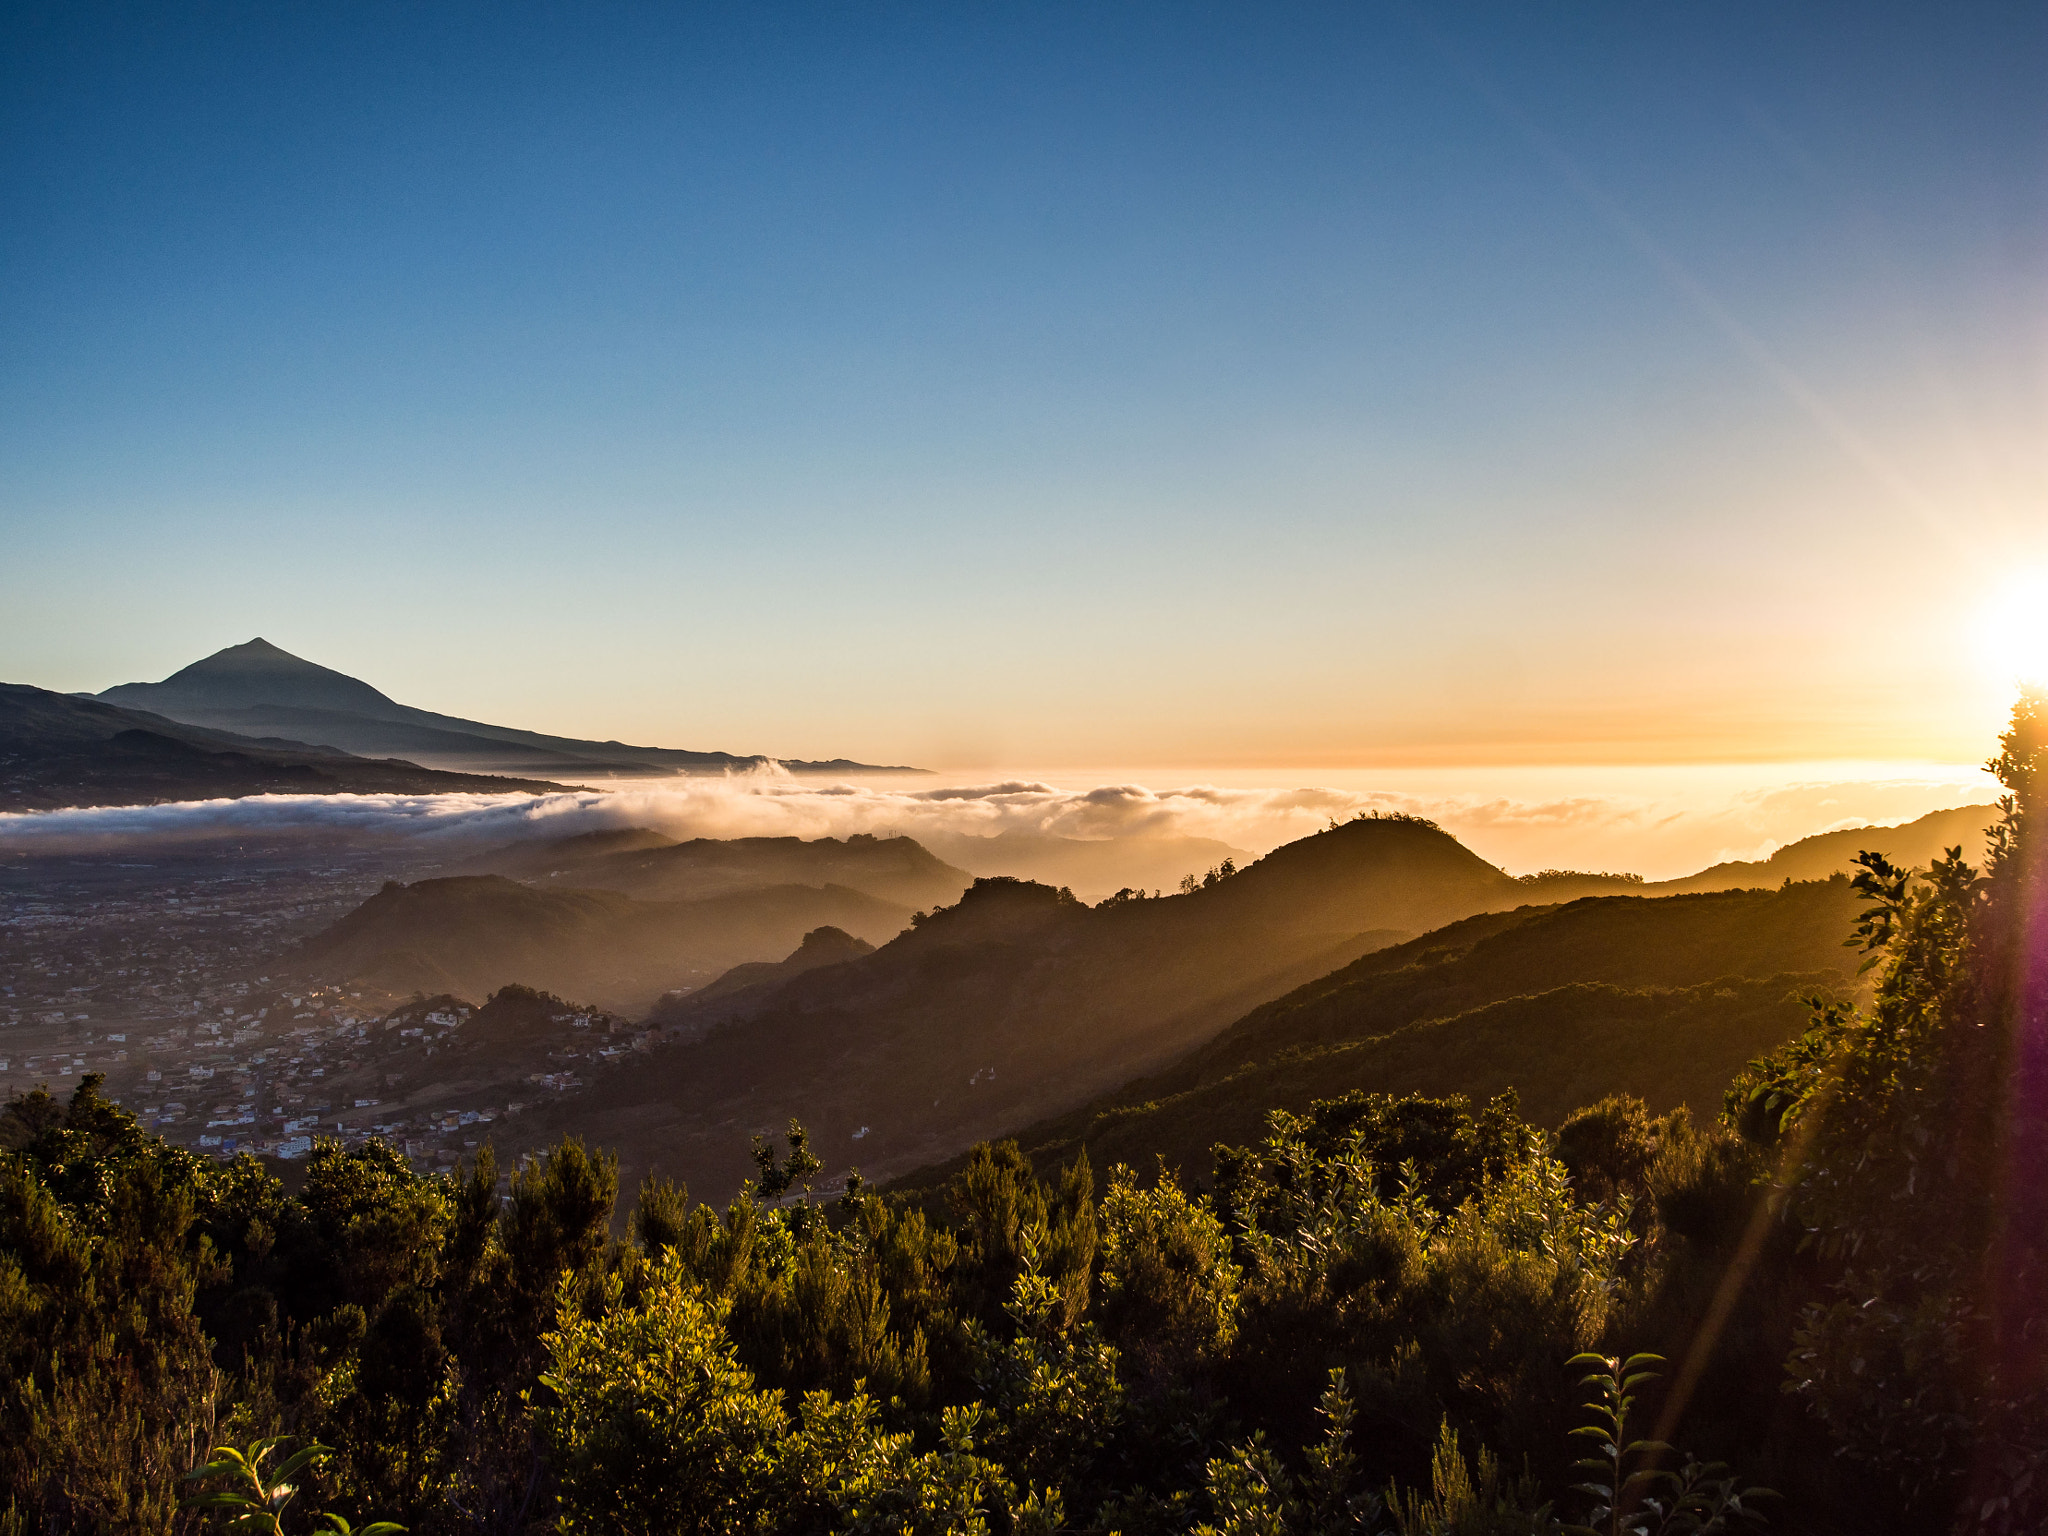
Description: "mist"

(0, 759), (1997, 884)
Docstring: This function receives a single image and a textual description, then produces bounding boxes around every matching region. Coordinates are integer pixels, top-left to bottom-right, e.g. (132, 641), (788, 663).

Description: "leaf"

(270, 1445), (332, 1484)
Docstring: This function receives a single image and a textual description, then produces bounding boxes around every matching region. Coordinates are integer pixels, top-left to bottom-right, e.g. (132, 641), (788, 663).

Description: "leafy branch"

(181, 1437), (404, 1536)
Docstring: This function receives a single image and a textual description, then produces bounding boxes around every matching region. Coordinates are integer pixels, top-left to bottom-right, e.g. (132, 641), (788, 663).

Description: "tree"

(1728, 689), (2048, 1530)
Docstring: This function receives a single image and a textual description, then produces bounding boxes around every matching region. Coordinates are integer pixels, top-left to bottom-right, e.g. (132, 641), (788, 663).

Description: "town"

(0, 842), (655, 1173)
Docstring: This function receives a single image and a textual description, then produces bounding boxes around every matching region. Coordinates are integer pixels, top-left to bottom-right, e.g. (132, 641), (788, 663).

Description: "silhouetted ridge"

(291, 872), (914, 1014)
(1194, 813), (1521, 932)
(93, 638), (924, 776)
(510, 817), (1553, 1200)
(0, 680), (574, 811)
(904, 876), (1086, 944)
(101, 637), (407, 718)
(461, 830), (970, 910)
(650, 925), (879, 1034)
(895, 875), (1868, 1193)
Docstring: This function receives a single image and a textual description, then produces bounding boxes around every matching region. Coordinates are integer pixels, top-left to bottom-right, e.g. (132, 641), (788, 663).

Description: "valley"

(4, 793), (1999, 1206)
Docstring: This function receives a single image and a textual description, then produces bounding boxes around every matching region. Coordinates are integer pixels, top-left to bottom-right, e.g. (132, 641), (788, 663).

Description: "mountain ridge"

(500, 814), (1541, 1201)
(453, 828), (970, 910)
(97, 639), (924, 777)
(290, 873), (916, 1014)
(887, 874), (1870, 1193)
(0, 681), (577, 811)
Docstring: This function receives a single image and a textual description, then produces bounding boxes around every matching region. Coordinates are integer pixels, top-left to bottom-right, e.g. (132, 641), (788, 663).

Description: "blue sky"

(3, 2), (2044, 767)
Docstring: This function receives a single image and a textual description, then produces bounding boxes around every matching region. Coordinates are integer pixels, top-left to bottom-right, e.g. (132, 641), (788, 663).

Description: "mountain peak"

(99, 639), (406, 720)
(175, 637), (354, 679)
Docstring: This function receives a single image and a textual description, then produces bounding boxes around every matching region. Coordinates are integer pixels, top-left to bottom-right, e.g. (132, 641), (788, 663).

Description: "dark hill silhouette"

(0, 681), (573, 811)
(1254, 803), (2000, 905)
(891, 876), (1867, 1192)
(463, 983), (628, 1051)
(1643, 802), (1996, 892)
(509, 815), (1540, 1202)
(654, 926), (878, 1038)
(1195, 812), (1520, 930)
(96, 638), (922, 777)
(919, 829), (1256, 903)
(289, 873), (913, 1014)
(455, 829), (970, 911)
(449, 827), (682, 880)
(100, 637), (404, 718)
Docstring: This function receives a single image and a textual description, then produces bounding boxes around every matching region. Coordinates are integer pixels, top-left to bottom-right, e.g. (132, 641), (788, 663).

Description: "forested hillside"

(891, 875), (1866, 1193)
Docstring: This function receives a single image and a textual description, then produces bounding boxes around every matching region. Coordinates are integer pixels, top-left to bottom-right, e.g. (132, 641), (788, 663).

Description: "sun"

(1976, 571), (2048, 688)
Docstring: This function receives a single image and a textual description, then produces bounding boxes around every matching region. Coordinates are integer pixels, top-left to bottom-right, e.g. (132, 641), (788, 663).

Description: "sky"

(3, 1), (2045, 772)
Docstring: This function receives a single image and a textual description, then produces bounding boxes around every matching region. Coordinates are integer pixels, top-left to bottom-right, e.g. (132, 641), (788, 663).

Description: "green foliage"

(1388, 1420), (1549, 1536)
(1097, 1164), (1241, 1386)
(1194, 1373), (1385, 1536)
(966, 1249), (1125, 1506)
(537, 1250), (1026, 1535)
(1560, 1354), (1771, 1536)
(1718, 690), (2048, 1527)
(537, 1256), (791, 1534)
(181, 1436), (404, 1536)
(752, 1121), (823, 1201)
(0, 1079), (221, 1535)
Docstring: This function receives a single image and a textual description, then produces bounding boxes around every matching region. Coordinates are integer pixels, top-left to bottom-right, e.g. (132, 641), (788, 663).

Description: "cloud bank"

(0, 761), (2001, 880)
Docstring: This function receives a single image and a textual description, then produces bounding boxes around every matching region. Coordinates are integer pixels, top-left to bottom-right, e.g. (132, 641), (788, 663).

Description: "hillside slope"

(1646, 802), (1996, 892)
(655, 926), (878, 1038)
(897, 876), (1866, 1190)
(0, 682), (573, 811)
(290, 874), (913, 1014)
(511, 815), (1544, 1200)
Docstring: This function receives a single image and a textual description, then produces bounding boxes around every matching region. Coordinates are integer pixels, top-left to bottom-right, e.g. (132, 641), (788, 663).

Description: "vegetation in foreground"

(3, 695), (2043, 1535)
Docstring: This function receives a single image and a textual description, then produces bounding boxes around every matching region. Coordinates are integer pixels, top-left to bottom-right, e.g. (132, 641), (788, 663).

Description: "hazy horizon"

(0, 756), (1998, 886)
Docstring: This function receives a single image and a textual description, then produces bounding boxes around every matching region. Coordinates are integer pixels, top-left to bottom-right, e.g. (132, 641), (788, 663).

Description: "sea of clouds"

(0, 760), (2002, 880)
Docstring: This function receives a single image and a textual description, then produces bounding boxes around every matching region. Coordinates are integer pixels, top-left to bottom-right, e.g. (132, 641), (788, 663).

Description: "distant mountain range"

(94, 638), (922, 778)
(289, 871), (922, 1015)
(0, 681), (576, 812)
(451, 829), (970, 910)
(1640, 802), (1994, 892)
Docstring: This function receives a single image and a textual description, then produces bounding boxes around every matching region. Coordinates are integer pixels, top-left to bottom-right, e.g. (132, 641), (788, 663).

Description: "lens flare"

(1976, 572), (2048, 688)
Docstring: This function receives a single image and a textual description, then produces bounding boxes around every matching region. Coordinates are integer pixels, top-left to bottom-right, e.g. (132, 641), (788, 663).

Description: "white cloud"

(0, 762), (2000, 879)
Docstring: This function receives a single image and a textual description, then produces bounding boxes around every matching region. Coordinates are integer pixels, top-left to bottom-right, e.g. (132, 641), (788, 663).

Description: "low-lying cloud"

(0, 760), (2002, 880)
